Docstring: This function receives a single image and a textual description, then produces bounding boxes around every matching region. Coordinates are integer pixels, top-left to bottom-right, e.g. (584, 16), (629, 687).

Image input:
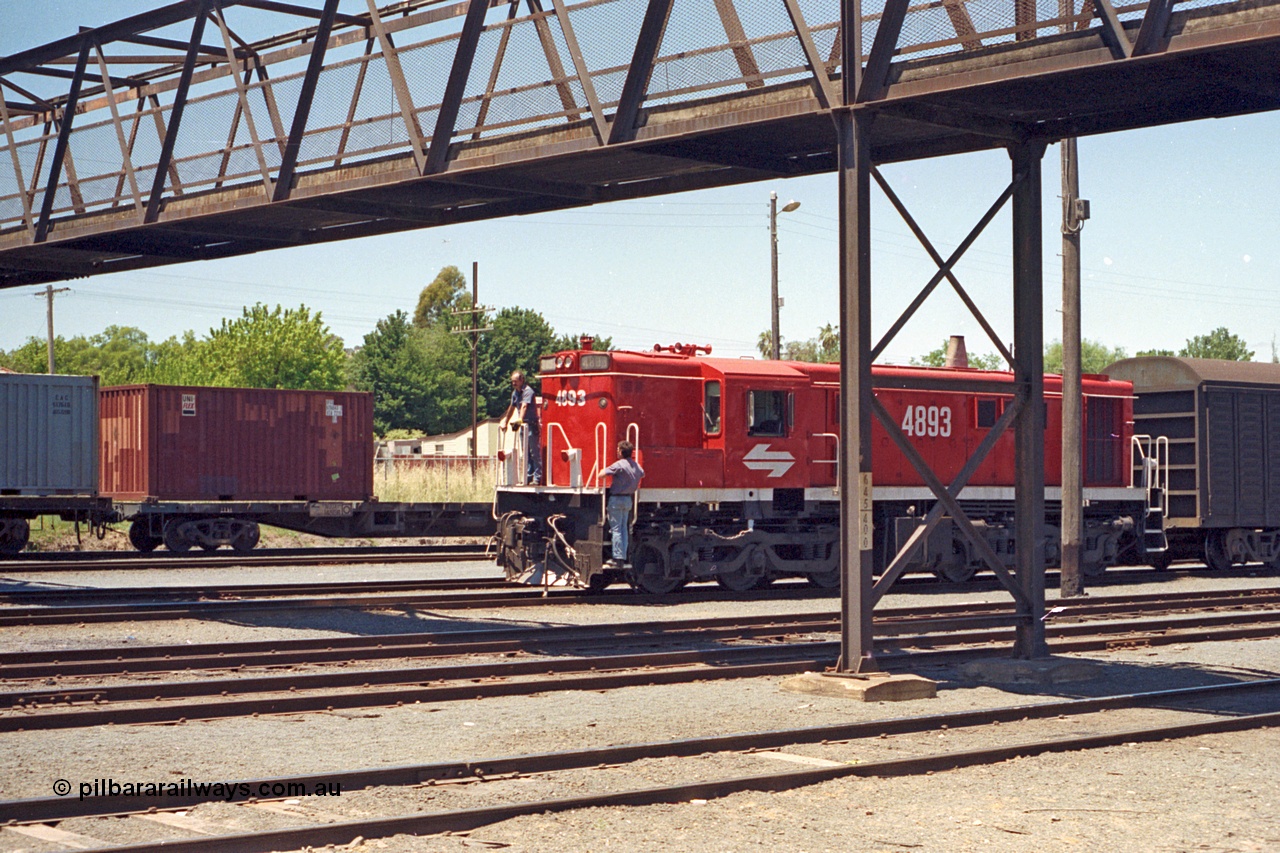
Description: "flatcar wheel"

(1203, 530), (1232, 572)
(231, 523), (260, 553)
(127, 521), (162, 553)
(163, 521), (192, 553)
(627, 545), (683, 595)
(0, 518), (31, 555)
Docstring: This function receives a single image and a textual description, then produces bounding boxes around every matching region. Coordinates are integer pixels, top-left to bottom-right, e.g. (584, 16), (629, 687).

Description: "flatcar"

(1105, 357), (1280, 571)
(0, 378), (494, 554)
(494, 344), (1159, 593)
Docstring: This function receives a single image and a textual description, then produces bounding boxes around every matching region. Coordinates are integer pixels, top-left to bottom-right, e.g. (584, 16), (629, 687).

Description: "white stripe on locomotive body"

(499, 485), (1146, 504)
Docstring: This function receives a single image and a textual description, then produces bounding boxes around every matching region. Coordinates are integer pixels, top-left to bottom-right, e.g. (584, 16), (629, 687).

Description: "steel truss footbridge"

(3, 0), (1279, 665)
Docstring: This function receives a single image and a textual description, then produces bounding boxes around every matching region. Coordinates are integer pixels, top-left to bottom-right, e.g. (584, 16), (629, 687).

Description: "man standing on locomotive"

(602, 440), (644, 568)
(501, 370), (542, 485)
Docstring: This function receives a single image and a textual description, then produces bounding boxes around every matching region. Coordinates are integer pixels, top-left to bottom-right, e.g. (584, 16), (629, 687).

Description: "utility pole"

(35, 285), (71, 374)
(451, 261), (491, 477)
(769, 191), (800, 360)
(1060, 137), (1089, 598)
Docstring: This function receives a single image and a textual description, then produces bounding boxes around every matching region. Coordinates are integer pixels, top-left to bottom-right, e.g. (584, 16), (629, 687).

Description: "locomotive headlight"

(555, 356), (564, 369)
(563, 354), (574, 369)
(598, 398), (608, 409)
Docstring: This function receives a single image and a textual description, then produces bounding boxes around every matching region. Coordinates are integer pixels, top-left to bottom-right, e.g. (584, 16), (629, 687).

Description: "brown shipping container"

(100, 385), (374, 502)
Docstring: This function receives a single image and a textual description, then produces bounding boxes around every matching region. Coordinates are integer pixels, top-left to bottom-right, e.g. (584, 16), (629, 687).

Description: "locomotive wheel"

(806, 569), (840, 589)
(716, 567), (762, 592)
(163, 521), (192, 553)
(231, 524), (260, 553)
(627, 544), (683, 595)
(1203, 530), (1232, 572)
(127, 521), (162, 553)
(1082, 557), (1108, 579)
(0, 518), (31, 555)
(935, 539), (976, 584)
(935, 561), (977, 584)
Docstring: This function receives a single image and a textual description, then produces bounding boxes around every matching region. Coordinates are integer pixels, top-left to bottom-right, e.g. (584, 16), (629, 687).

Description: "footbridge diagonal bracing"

(1, 0), (1279, 286)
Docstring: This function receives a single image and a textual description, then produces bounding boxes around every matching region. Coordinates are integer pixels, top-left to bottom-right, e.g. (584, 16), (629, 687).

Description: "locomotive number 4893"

(901, 405), (953, 438)
(556, 389), (587, 406)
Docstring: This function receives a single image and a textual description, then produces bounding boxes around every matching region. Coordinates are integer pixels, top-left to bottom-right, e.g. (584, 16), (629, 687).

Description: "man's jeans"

(607, 494), (633, 562)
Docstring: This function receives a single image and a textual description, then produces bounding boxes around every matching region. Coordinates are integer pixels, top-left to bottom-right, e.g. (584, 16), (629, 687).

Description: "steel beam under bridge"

(2, 0), (1279, 284)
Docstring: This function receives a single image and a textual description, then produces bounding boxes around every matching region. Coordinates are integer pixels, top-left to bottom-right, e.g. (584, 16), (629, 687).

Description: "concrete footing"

(780, 671), (937, 702)
(959, 656), (1101, 685)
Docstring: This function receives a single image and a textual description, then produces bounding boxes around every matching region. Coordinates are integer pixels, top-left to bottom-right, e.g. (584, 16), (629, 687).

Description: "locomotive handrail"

(811, 432), (840, 493)
(1131, 434), (1169, 516)
(590, 422), (609, 489)
(545, 422), (576, 489)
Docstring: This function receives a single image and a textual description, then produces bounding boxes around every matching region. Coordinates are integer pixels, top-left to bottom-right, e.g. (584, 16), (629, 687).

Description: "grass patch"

(373, 458), (497, 504)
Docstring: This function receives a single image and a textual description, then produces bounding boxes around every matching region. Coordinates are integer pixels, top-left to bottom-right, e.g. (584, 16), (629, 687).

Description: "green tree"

(414, 266), (469, 329)
(1179, 327), (1254, 361)
(144, 331), (213, 385)
(1135, 348), (1175, 358)
(912, 339), (1005, 370)
(1, 326), (168, 385)
(477, 307), (557, 418)
(551, 332), (614, 352)
(1043, 339), (1127, 375)
(349, 310), (471, 435)
(202, 304), (346, 390)
(784, 323), (840, 362)
(756, 330), (775, 359)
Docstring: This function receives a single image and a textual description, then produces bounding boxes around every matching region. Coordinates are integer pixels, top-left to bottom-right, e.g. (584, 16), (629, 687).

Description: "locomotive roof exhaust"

(945, 335), (969, 369)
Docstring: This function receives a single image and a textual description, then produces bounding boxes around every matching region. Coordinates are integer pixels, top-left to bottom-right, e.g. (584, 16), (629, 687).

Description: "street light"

(770, 191), (800, 360)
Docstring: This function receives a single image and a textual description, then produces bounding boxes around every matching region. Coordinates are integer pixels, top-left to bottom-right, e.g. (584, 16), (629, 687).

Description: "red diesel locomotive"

(493, 344), (1155, 593)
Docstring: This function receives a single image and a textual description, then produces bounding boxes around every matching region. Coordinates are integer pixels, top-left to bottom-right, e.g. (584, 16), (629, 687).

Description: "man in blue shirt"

(500, 370), (542, 485)
(601, 440), (644, 567)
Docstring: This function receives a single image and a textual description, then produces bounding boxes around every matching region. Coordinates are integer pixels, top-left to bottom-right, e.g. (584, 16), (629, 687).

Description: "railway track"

(2, 585), (1276, 681)
(3, 678), (1276, 851)
(5, 592), (1280, 733)
(3, 566), (1279, 627)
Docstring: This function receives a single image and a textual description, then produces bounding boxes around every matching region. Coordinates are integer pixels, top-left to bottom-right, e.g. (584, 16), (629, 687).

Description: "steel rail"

(0, 543), (493, 572)
(5, 570), (1277, 628)
(0, 614), (839, 681)
(0, 583), (849, 626)
(6, 678), (1277, 825)
(0, 575), (507, 604)
(5, 611), (1280, 733)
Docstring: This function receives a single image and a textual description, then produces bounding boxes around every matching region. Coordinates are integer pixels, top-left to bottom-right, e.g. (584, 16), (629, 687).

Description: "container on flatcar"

(0, 373), (99, 495)
(99, 385), (374, 502)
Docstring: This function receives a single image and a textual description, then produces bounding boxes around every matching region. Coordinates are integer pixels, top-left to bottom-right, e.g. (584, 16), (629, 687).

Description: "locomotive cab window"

(975, 398), (1001, 428)
(748, 390), (787, 437)
(704, 381), (721, 435)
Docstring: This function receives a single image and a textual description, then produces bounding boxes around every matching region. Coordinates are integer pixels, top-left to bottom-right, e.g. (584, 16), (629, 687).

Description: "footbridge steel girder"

(1, 0), (1279, 286)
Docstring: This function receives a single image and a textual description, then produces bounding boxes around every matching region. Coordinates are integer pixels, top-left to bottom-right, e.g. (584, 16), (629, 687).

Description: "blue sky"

(2, 1), (1277, 364)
